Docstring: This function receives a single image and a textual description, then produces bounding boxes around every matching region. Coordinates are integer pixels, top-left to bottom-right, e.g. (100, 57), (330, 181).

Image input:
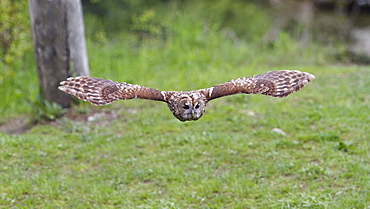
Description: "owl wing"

(206, 70), (315, 101)
(58, 76), (165, 106)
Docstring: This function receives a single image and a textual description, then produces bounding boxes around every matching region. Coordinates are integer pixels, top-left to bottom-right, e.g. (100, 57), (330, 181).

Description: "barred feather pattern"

(58, 76), (164, 106)
(206, 70), (315, 100)
(58, 70), (315, 121)
(252, 70), (315, 98)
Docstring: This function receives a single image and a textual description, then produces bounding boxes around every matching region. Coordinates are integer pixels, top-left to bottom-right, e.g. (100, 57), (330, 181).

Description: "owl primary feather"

(58, 70), (315, 122)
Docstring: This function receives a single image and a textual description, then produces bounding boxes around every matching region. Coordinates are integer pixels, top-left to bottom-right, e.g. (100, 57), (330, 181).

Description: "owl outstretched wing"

(59, 70), (315, 122)
(206, 70), (315, 101)
(58, 76), (165, 106)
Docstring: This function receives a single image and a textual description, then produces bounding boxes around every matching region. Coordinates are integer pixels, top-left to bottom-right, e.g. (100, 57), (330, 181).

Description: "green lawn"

(1, 10), (370, 208)
(1, 63), (369, 208)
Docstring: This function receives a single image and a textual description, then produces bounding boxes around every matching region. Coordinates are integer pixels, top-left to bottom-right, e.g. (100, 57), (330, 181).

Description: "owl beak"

(191, 109), (196, 117)
(190, 109), (202, 120)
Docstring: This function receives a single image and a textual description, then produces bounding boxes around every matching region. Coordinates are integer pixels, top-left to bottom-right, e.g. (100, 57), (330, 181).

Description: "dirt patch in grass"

(0, 107), (118, 135)
(0, 117), (31, 135)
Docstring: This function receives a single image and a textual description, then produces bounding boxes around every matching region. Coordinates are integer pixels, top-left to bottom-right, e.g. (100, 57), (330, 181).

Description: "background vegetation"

(1, 0), (369, 208)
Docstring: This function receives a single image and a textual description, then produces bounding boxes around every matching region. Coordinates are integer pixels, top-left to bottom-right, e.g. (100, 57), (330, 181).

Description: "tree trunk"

(66, 0), (89, 76)
(28, 0), (89, 108)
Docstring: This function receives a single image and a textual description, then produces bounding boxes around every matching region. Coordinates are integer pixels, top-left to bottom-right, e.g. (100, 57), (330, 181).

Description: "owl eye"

(183, 105), (190, 109)
(195, 104), (200, 109)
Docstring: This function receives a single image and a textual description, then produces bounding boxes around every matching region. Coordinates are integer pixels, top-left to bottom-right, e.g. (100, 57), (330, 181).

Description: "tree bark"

(28, 0), (89, 108)
(66, 0), (89, 76)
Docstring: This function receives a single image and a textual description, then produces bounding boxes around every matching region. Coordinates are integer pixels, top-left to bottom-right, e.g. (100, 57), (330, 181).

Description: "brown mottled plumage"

(58, 70), (315, 121)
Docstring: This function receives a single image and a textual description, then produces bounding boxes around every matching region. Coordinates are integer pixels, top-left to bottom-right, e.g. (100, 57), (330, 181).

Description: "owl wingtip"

(307, 73), (315, 81)
(58, 86), (66, 91)
(289, 70), (315, 81)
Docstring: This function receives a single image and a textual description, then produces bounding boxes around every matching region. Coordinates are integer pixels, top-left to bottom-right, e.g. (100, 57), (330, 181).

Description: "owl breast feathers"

(59, 70), (315, 122)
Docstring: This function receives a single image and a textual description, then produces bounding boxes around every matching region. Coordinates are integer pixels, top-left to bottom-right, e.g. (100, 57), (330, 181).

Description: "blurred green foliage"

(0, 0), (32, 66)
(0, 0), (33, 116)
(131, 9), (161, 39)
(82, 0), (271, 41)
(27, 92), (67, 123)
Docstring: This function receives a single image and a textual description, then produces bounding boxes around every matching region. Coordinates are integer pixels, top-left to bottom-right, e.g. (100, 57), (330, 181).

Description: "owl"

(58, 70), (315, 122)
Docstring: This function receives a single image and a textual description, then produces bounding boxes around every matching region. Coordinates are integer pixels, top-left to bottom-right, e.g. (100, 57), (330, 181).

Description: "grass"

(1, 8), (370, 208)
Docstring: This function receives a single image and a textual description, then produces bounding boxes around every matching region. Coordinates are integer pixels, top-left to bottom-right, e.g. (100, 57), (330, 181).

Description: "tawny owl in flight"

(58, 70), (315, 122)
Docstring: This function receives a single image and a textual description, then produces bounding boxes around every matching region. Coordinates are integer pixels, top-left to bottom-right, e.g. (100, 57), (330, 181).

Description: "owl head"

(167, 92), (207, 122)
